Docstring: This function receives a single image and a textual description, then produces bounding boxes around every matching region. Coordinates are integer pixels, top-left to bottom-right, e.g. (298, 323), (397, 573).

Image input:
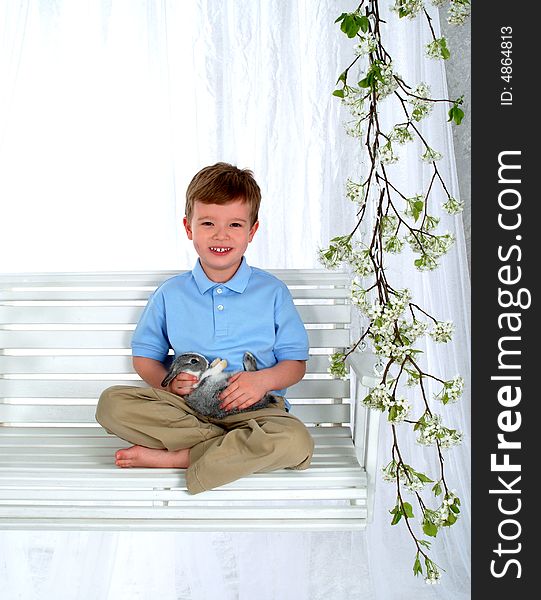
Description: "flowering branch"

(322, 0), (470, 584)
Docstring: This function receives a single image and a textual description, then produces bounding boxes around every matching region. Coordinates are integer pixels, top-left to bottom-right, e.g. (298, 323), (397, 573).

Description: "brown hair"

(185, 163), (261, 226)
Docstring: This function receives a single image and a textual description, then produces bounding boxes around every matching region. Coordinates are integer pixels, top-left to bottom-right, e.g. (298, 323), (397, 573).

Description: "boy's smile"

(183, 199), (259, 283)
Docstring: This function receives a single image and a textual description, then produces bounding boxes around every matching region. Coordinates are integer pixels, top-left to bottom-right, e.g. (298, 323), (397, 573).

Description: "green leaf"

(423, 522), (438, 537)
(341, 14), (361, 38)
(391, 510), (402, 525)
(334, 12), (348, 24)
(411, 200), (424, 222)
(403, 502), (414, 519)
(360, 15), (370, 33)
(415, 472), (433, 483)
(439, 38), (451, 60)
(448, 105), (465, 125)
(450, 503), (460, 514)
(336, 70), (348, 84)
(418, 539), (432, 549)
(446, 512), (458, 526)
(413, 555), (423, 576)
(432, 482), (442, 496)
(333, 89), (345, 98)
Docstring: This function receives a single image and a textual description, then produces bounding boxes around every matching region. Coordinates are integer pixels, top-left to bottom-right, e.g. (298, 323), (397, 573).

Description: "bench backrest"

(0, 271), (352, 428)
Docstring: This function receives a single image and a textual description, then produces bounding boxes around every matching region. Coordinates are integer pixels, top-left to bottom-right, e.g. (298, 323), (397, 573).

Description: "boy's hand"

(219, 371), (269, 412)
(165, 372), (198, 396)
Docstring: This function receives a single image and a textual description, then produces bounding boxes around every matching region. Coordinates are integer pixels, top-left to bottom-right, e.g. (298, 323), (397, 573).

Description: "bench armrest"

(346, 352), (381, 389)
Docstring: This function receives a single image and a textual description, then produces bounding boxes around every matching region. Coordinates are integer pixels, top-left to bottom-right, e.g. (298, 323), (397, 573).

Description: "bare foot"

(115, 445), (190, 468)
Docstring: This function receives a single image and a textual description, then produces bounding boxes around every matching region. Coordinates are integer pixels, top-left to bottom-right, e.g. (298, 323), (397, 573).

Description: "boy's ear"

(183, 216), (193, 240)
(248, 220), (259, 242)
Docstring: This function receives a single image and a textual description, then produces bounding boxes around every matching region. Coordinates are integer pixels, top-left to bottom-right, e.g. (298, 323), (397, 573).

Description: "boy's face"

(183, 198), (259, 282)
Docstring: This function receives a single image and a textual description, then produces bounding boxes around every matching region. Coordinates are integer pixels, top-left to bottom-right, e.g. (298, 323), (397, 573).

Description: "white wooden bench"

(0, 270), (379, 531)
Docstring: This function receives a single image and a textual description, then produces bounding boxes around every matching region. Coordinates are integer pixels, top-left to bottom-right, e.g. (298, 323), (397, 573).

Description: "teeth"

(211, 247), (231, 253)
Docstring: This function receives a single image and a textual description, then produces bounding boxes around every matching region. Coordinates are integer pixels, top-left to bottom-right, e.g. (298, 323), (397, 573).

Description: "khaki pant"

(95, 386), (314, 494)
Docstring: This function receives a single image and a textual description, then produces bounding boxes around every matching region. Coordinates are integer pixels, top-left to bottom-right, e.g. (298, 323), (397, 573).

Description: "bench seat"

(0, 426), (366, 531)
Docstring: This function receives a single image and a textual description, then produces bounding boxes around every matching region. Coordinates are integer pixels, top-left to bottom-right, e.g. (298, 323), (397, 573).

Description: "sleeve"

(273, 283), (310, 362)
(131, 289), (171, 362)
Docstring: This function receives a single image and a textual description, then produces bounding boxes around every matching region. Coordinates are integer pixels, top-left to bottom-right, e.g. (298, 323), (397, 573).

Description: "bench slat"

(0, 433), (354, 449)
(0, 328), (349, 349)
(0, 379), (350, 400)
(0, 288), (350, 301)
(0, 518), (367, 532)
(0, 457), (358, 470)
(0, 402), (351, 424)
(0, 487), (366, 502)
(0, 354), (334, 374)
(0, 504), (367, 521)
(0, 468), (366, 489)
(0, 304), (351, 325)
(0, 270), (349, 286)
(0, 425), (351, 437)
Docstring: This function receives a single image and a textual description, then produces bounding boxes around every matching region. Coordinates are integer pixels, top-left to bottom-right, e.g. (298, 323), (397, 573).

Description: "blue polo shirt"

(132, 257), (309, 400)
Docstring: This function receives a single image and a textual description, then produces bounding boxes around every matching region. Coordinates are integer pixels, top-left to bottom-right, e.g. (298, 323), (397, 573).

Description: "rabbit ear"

(161, 372), (174, 387)
(243, 352), (258, 372)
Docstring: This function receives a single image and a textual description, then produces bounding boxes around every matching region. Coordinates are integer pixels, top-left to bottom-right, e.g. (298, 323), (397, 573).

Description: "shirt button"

(216, 288), (223, 294)
(217, 304), (224, 311)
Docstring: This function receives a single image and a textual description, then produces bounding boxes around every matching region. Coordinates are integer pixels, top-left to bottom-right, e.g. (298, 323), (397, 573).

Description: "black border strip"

(472, 4), (538, 595)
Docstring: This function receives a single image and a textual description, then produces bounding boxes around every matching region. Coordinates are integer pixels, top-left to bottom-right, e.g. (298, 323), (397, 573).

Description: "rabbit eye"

(190, 358), (199, 364)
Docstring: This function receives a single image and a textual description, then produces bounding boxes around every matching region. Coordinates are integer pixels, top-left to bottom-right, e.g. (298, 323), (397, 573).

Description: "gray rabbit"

(161, 351), (278, 418)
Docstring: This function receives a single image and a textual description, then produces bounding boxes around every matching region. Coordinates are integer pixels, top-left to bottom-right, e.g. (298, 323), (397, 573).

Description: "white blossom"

(328, 352), (348, 380)
(423, 215), (440, 231)
(447, 0), (471, 26)
(425, 37), (450, 60)
(389, 125), (414, 145)
(425, 562), (442, 585)
(407, 232), (455, 271)
(416, 413), (463, 448)
(429, 320), (454, 343)
(391, 0), (425, 19)
(377, 62), (399, 99)
(421, 147), (443, 162)
(342, 86), (367, 119)
(350, 279), (369, 311)
(346, 179), (366, 206)
(379, 142), (399, 165)
(345, 118), (365, 138)
(354, 34), (378, 57)
(442, 196), (464, 215)
(351, 249), (374, 277)
(381, 460), (432, 492)
(409, 83), (433, 121)
(435, 375), (464, 404)
(318, 236), (353, 270)
(380, 215), (398, 235)
(383, 235), (404, 253)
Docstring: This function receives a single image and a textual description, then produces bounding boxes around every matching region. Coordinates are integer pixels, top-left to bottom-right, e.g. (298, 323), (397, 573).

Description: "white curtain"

(0, 1), (470, 599)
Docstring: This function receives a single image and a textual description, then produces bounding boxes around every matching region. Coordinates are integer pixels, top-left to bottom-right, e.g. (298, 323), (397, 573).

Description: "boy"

(96, 163), (314, 494)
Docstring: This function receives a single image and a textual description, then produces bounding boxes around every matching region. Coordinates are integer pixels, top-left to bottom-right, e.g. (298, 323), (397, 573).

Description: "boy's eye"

(230, 223), (243, 228)
(202, 222), (213, 226)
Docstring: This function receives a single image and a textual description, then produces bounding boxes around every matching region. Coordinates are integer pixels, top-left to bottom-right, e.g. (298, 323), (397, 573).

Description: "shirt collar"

(192, 257), (252, 295)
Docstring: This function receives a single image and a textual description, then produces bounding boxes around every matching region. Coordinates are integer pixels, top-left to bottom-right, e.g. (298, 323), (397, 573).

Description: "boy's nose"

(212, 227), (229, 239)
